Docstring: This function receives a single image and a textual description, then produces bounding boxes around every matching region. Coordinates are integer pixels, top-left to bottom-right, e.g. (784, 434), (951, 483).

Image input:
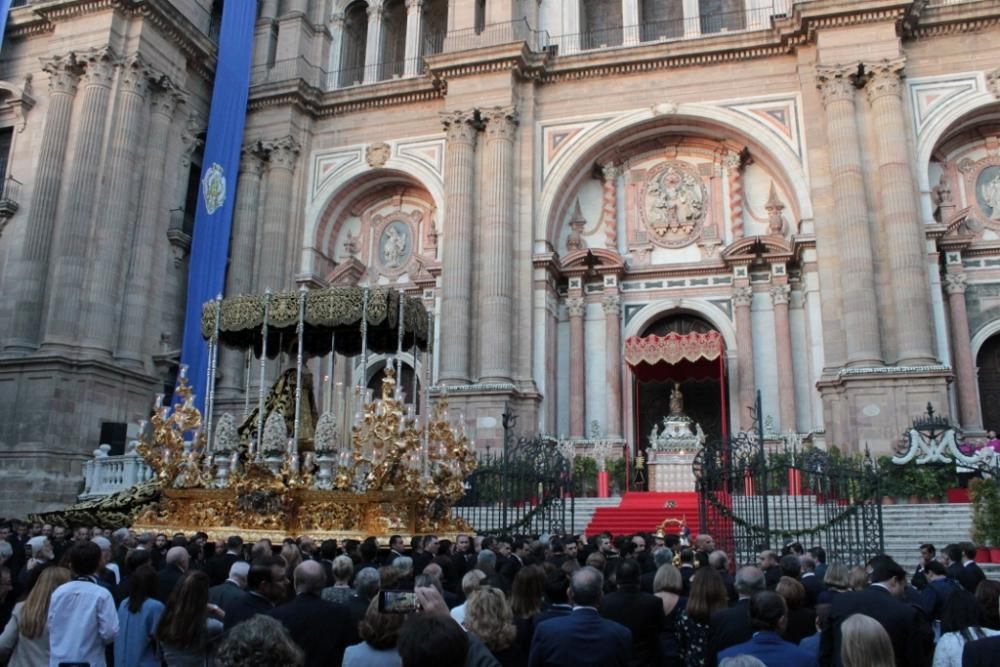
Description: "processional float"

(44, 287), (477, 541)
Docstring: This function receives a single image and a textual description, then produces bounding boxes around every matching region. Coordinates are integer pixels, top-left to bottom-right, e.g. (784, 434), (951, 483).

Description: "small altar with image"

(646, 383), (706, 492)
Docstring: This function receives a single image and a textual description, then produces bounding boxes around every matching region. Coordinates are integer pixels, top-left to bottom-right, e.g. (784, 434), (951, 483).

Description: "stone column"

(944, 273), (982, 431)
(438, 110), (477, 386)
(81, 55), (150, 356)
(733, 285), (756, 430)
(771, 283), (797, 433)
(327, 12), (346, 88)
(568, 296), (586, 438)
(5, 54), (82, 352)
(816, 64), (883, 366)
(600, 163), (619, 250)
(259, 0), (279, 20)
(682, 0), (701, 37)
(403, 0), (424, 77)
(256, 136), (300, 293)
(725, 151), (744, 240)
(283, 0), (308, 16)
(117, 80), (181, 366)
(864, 58), (935, 365)
(219, 144), (268, 395)
(363, 0), (386, 84)
(43, 47), (117, 349)
(603, 293), (623, 438)
(477, 106), (518, 383)
(622, 0), (640, 45)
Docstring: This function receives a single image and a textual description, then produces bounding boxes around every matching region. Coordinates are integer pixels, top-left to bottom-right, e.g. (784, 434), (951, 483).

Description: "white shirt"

(451, 602), (467, 625)
(48, 578), (119, 667)
(933, 628), (1000, 667)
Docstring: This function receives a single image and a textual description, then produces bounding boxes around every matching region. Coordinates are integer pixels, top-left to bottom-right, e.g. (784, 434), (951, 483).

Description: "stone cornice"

(424, 42), (547, 82)
(908, 0), (1000, 38)
(248, 75), (444, 118)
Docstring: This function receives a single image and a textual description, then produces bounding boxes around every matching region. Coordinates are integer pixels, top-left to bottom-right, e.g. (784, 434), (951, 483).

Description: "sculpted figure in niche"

(382, 223), (408, 267)
(669, 382), (684, 416)
(764, 182), (789, 236)
(650, 167), (702, 235)
(982, 170), (1000, 220)
(931, 173), (953, 222)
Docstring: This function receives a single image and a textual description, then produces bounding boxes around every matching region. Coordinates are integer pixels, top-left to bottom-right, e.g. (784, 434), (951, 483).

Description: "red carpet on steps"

(584, 492), (701, 537)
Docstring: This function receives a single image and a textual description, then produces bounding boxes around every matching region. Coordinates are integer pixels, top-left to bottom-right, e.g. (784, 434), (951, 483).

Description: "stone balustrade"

(79, 444), (154, 500)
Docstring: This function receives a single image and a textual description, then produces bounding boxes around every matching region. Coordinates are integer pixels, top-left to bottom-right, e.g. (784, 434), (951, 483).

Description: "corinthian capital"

(264, 135), (301, 171)
(118, 54), (151, 97)
(41, 53), (84, 95)
(80, 46), (118, 87)
(863, 58), (905, 104)
(240, 141), (267, 176)
(770, 283), (791, 305)
(816, 64), (860, 108)
(149, 80), (184, 119)
(944, 272), (967, 295)
(566, 297), (586, 318)
(601, 162), (620, 182)
(481, 105), (518, 142)
(602, 294), (621, 316)
(732, 285), (753, 307)
(440, 109), (478, 144)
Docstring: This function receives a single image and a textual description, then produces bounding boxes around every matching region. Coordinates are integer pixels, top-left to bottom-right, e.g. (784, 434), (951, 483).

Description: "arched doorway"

(628, 313), (729, 458)
(978, 334), (1000, 432)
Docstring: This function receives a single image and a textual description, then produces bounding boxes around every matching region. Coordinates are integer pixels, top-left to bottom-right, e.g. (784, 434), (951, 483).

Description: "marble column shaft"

(255, 136), (300, 293)
(82, 56), (150, 355)
(44, 48), (117, 348)
(865, 59), (935, 364)
(622, 0), (640, 44)
(603, 294), (623, 437)
(477, 106), (518, 383)
(220, 145), (268, 395)
(733, 285), (755, 430)
(438, 110), (477, 385)
(403, 0), (423, 76)
(601, 163), (619, 250)
(5, 54), (81, 351)
(944, 273), (981, 430)
(771, 283), (797, 432)
(568, 297), (586, 438)
(363, 1), (385, 84)
(117, 82), (181, 366)
(816, 65), (882, 366)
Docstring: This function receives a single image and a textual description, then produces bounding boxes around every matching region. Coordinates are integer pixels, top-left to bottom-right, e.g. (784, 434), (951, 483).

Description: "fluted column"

(117, 80), (181, 366)
(733, 285), (756, 430)
(864, 58), (935, 365)
(568, 297), (586, 438)
(363, 0), (385, 84)
(81, 55), (150, 355)
(816, 65), (883, 366)
(327, 12), (346, 87)
(944, 273), (981, 431)
(438, 111), (477, 385)
(255, 136), (300, 293)
(219, 144), (268, 395)
(603, 294), (623, 437)
(600, 163), (619, 250)
(477, 106), (518, 383)
(622, 0), (640, 44)
(5, 54), (82, 352)
(403, 0), (424, 76)
(43, 47), (117, 349)
(771, 283), (797, 432)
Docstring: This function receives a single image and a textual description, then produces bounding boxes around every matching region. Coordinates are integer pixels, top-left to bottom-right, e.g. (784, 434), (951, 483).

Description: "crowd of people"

(1, 518), (999, 666)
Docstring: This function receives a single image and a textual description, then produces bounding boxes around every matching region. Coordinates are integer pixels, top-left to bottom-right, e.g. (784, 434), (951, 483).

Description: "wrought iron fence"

(696, 395), (884, 567)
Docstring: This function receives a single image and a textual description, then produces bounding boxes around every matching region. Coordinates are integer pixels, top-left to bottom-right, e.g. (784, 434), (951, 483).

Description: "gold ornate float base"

(132, 488), (472, 542)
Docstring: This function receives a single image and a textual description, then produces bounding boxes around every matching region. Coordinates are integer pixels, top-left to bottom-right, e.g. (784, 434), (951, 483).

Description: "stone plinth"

(647, 450), (698, 492)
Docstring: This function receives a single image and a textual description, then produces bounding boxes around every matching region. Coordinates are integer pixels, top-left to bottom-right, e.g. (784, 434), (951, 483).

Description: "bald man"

(156, 545), (189, 602)
(268, 560), (356, 667)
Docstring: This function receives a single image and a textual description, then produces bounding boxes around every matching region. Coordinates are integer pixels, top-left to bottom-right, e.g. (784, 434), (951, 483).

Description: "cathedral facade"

(1, 0), (1000, 514)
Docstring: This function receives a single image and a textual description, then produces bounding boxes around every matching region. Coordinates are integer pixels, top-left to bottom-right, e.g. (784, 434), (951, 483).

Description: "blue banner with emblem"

(0, 1), (14, 53)
(179, 0), (257, 410)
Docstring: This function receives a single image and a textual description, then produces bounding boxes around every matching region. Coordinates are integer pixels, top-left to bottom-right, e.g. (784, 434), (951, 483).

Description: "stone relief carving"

(366, 142), (391, 168)
(639, 160), (706, 248)
(960, 156), (1000, 231)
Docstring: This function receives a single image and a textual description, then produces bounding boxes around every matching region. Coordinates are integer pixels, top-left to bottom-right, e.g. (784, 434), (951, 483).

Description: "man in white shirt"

(48, 541), (119, 667)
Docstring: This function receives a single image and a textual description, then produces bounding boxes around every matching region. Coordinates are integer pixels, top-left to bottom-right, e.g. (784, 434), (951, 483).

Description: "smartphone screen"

(378, 589), (417, 614)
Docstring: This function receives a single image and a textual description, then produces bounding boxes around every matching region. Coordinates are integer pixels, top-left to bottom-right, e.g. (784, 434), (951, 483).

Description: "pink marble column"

(944, 272), (982, 431)
(816, 64), (882, 367)
(864, 58), (935, 365)
(603, 293), (622, 437)
(733, 285), (755, 430)
(600, 163), (619, 250)
(771, 283), (797, 433)
(726, 151), (744, 239)
(567, 296), (586, 438)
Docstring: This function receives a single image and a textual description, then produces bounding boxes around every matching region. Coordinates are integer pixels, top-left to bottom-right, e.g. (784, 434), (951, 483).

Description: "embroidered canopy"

(625, 331), (724, 367)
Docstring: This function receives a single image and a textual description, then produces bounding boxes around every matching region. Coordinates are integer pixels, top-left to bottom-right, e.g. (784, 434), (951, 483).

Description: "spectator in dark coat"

(155, 546), (189, 602)
(224, 557), (289, 631)
(705, 566), (766, 667)
(599, 558), (664, 667)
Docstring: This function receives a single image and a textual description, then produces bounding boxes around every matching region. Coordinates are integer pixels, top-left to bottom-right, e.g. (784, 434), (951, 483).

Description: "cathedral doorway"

(978, 333), (1000, 433)
(627, 313), (729, 459)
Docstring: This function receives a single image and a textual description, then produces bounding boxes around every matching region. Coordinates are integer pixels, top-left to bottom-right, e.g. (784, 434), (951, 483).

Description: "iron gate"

(695, 429), (884, 567)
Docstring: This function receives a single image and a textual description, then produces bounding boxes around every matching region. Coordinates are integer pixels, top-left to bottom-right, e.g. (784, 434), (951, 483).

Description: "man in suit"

(958, 542), (986, 594)
(501, 537), (529, 586)
(710, 550), (738, 603)
(641, 547), (673, 593)
(809, 546), (827, 580)
(209, 560), (249, 615)
(534, 570), (572, 626)
(206, 535), (243, 586)
(678, 549), (696, 594)
(800, 554), (824, 608)
(224, 556), (289, 630)
(383, 534), (406, 566)
(963, 634), (1000, 666)
(819, 556), (933, 667)
(759, 550), (781, 589)
(944, 544), (964, 581)
(718, 591), (815, 667)
(268, 560), (355, 667)
(705, 566), (766, 667)
(155, 545), (189, 602)
(528, 566), (632, 667)
(918, 559), (962, 621)
(912, 543), (935, 590)
(600, 558), (664, 667)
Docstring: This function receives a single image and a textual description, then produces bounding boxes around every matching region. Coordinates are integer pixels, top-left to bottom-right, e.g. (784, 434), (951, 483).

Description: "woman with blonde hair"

(342, 597), (406, 667)
(653, 564), (687, 667)
(841, 613), (894, 667)
(817, 562), (851, 604)
(847, 565), (869, 592)
(280, 543), (302, 582)
(464, 588), (524, 667)
(0, 566), (71, 666)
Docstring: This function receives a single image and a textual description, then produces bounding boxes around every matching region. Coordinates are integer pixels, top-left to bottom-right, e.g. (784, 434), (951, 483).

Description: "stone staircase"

(569, 497), (622, 535)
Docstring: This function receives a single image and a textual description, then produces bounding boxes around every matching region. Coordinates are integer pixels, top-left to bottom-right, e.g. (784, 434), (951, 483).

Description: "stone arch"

(539, 104), (813, 248)
(355, 352), (425, 406)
